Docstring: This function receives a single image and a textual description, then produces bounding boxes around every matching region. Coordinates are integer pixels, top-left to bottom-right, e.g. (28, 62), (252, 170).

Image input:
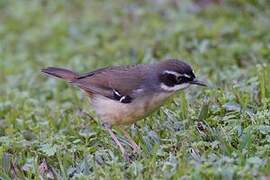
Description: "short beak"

(190, 79), (207, 86)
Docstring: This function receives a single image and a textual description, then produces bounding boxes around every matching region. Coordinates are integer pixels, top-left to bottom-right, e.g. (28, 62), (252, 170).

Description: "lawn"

(0, 0), (270, 179)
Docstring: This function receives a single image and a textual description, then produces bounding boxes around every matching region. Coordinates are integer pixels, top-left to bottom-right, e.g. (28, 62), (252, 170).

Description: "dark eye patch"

(160, 73), (178, 87)
(160, 71), (195, 87)
(176, 75), (194, 84)
(167, 74), (177, 84)
(179, 76), (191, 83)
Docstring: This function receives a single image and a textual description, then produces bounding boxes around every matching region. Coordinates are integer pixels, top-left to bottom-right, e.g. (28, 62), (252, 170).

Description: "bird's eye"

(167, 74), (176, 82)
(160, 73), (178, 87)
(182, 77), (190, 83)
(177, 76), (193, 84)
(176, 76), (182, 82)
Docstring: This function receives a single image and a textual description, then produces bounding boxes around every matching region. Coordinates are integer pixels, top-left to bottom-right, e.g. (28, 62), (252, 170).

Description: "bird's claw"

(132, 145), (141, 154)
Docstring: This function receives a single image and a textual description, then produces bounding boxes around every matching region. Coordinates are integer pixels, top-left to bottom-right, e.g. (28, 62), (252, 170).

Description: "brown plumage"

(42, 64), (150, 100)
(41, 59), (206, 159)
(74, 65), (150, 99)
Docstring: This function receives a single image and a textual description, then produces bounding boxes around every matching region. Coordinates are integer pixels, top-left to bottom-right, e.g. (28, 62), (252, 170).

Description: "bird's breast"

(91, 92), (173, 125)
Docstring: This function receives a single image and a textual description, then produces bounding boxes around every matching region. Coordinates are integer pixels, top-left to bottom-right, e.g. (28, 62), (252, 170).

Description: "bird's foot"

(131, 143), (141, 154)
(123, 151), (138, 162)
(123, 152), (131, 162)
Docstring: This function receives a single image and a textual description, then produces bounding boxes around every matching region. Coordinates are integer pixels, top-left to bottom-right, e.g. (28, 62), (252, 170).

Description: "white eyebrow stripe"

(183, 74), (191, 78)
(163, 71), (191, 78)
(163, 70), (183, 77)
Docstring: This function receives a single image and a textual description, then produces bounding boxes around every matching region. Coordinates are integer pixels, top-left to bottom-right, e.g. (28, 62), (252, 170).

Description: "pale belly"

(91, 93), (174, 126)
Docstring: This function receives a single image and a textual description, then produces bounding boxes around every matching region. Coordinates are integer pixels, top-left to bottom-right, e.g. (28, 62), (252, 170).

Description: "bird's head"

(157, 59), (206, 92)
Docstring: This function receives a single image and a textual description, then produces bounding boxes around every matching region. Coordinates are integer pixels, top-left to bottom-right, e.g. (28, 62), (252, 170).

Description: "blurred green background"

(0, 0), (270, 179)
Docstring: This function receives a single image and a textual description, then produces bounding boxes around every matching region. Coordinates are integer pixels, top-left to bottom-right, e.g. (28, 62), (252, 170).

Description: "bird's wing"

(71, 65), (149, 103)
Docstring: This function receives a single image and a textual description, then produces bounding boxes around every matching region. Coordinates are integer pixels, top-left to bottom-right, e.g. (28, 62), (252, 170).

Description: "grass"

(0, 0), (270, 179)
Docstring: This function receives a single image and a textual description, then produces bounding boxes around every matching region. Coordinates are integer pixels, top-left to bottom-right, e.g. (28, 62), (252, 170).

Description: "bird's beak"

(190, 79), (207, 86)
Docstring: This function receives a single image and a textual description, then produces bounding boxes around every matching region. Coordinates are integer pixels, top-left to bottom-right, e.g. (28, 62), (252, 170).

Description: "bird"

(41, 59), (206, 159)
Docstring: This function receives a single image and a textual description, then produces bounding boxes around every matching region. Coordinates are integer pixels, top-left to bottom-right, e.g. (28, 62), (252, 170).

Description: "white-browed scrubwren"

(41, 59), (207, 160)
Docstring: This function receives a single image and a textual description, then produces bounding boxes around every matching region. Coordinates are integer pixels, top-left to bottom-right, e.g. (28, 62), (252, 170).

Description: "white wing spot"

(113, 89), (121, 96)
(119, 96), (126, 102)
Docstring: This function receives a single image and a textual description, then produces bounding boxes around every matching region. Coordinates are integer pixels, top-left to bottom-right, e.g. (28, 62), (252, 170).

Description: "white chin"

(161, 83), (190, 92)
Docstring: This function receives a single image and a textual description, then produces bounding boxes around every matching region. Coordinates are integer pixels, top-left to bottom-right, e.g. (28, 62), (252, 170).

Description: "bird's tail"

(41, 67), (77, 81)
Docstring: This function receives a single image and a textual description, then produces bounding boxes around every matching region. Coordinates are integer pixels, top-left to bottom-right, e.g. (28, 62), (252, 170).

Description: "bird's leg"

(103, 124), (128, 160)
(120, 127), (140, 153)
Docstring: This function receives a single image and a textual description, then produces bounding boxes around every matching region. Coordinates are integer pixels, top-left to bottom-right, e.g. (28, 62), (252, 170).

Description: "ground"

(0, 0), (270, 179)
